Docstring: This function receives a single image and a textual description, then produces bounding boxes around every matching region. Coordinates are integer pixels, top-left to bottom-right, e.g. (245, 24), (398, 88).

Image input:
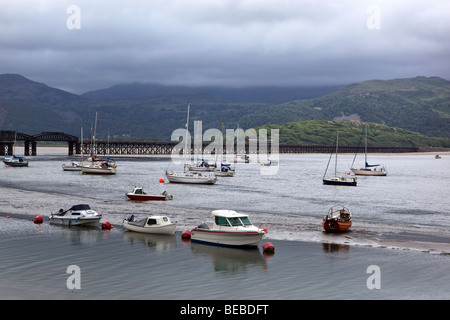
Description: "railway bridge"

(0, 130), (419, 156)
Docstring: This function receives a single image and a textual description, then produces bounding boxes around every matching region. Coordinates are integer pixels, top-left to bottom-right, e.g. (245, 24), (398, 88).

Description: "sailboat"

(81, 112), (117, 175)
(323, 129), (357, 186)
(351, 125), (387, 176)
(214, 121), (235, 177)
(165, 104), (217, 184)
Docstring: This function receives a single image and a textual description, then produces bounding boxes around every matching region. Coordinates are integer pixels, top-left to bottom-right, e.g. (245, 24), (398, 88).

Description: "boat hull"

(165, 172), (217, 184)
(323, 178), (357, 186)
(49, 216), (101, 227)
(81, 167), (116, 175)
(190, 229), (265, 248)
(322, 219), (352, 232)
(351, 168), (387, 176)
(4, 161), (29, 167)
(126, 194), (167, 201)
(123, 220), (176, 235)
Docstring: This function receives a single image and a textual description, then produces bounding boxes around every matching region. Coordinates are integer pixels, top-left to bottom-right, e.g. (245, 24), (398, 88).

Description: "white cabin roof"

(211, 210), (248, 218)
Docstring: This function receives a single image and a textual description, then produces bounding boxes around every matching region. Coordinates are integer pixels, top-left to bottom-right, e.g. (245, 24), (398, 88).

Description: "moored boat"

(165, 170), (217, 184)
(126, 187), (173, 201)
(81, 159), (117, 175)
(49, 204), (102, 227)
(3, 155), (29, 167)
(322, 205), (352, 232)
(190, 210), (266, 248)
(214, 163), (235, 177)
(62, 161), (83, 171)
(323, 129), (357, 186)
(123, 214), (177, 235)
(351, 125), (387, 176)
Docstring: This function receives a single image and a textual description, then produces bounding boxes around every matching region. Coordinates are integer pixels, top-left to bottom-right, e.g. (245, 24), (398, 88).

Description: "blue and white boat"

(3, 155), (29, 167)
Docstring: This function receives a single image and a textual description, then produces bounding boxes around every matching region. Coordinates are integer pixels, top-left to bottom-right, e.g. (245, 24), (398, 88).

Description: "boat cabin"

(212, 210), (254, 228)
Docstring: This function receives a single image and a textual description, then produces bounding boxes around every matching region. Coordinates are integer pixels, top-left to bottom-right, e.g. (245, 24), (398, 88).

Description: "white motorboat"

(123, 214), (177, 235)
(49, 204), (102, 227)
(126, 187), (173, 201)
(190, 210), (266, 248)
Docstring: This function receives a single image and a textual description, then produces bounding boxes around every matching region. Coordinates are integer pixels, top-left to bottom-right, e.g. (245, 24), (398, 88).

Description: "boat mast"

(183, 104), (190, 172)
(364, 124), (368, 168)
(335, 129), (339, 177)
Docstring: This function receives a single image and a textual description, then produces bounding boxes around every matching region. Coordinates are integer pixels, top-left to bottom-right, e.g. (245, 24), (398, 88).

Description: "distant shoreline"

(8, 146), (450, 157)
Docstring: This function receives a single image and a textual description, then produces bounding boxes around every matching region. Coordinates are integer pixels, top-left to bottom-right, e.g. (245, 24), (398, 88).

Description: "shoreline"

(1, 185), (450, 256)
(25, 146), (450, 157)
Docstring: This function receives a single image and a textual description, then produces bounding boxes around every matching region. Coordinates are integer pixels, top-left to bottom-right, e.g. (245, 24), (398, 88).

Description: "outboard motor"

(126, 214), (135, 222)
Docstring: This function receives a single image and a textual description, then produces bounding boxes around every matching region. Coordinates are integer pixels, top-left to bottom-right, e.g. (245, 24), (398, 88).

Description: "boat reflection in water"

(190, 242), (267, 274)
(123, 231), (177, 252)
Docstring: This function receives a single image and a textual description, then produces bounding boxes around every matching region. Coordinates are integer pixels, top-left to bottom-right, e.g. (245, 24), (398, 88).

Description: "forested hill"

(0, 74), (449, 146)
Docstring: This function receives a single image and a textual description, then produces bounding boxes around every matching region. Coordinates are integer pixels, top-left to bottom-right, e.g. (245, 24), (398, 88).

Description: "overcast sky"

(1, 0), (449, 94)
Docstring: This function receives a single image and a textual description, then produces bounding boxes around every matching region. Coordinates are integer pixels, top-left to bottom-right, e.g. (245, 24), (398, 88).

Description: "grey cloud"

(0, 0), (449, 93)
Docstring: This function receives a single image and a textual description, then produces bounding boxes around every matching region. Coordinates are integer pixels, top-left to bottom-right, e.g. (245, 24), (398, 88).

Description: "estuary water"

(1, 150), (450, 300)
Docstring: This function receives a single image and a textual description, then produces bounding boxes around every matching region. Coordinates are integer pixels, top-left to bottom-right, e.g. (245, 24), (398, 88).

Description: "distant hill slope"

(0, 74), (448, 146)
(81, 82), (340, 104)
(258, 120), (450, 147)
(239, 76), (450, 138)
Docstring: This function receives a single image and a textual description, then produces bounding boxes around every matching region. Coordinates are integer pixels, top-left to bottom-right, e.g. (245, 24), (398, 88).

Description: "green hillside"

(258, 120), (450, 147)
(240, 76), (450, 138)
(0, 74), (449, 147)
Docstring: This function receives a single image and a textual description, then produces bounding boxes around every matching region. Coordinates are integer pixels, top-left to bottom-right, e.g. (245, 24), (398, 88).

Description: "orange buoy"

(159, 178), (164, 183)
(102, 221), (112, 230)
(181, 230), (191, 240)
(262, 242), (275, 254)
(34, 216), (43, 224)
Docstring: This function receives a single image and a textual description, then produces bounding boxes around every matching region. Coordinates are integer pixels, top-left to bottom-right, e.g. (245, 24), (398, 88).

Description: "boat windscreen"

(239, 216), (252, 226)
(228, 217), (244, 226)
(69, 204), (91, 211)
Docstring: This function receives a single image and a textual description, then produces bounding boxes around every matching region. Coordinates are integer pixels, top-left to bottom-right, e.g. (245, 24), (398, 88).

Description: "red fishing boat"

(322, 205), (352, 232)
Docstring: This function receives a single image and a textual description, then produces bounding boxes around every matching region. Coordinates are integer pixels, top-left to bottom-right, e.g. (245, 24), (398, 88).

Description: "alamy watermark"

(366, 5), (381, 30)
(66, 265), (81, 290)
(66, 5), (81, 30)
(170, 121), (279, 175)
(366, 265), (381, 290)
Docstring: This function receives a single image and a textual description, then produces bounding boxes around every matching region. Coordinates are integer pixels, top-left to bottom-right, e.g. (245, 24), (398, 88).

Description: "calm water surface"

(1, 151), (450, 300)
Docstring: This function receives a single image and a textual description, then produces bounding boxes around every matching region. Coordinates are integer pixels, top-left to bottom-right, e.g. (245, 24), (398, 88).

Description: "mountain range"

(0, 73), (449, 147)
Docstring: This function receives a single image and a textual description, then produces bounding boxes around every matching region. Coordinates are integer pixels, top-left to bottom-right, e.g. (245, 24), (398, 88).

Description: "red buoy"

(34, 216), (43, 224)
(263, 242), (275, 254)
(159, 178), (164, 183)
(102, 221), (112, 230)
(181, 230), (191, 240)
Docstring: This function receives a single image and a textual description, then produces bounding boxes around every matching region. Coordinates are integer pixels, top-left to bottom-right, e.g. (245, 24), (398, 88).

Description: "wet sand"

(1, 185), (450, 256)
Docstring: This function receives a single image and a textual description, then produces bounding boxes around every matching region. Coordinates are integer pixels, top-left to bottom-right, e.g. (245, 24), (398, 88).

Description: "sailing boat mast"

(335, 129), (339, 177)
(183, 104), (190, 172)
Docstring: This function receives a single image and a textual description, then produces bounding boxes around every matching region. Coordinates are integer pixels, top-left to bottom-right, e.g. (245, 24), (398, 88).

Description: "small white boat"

(261, 159), (278, 166)
(49, 204), (102, 227)
(62, 161), (83, 171)
(187, 159), (216, 172)
(214, 163), (235, 177)
(126, 187), (173, 201)
(351, 125), (387, 176)
(191, 210), (266, 248)
(165, 170), (217, 184)
(123, 214), (177, 235)
(81, 159), (117, 175)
